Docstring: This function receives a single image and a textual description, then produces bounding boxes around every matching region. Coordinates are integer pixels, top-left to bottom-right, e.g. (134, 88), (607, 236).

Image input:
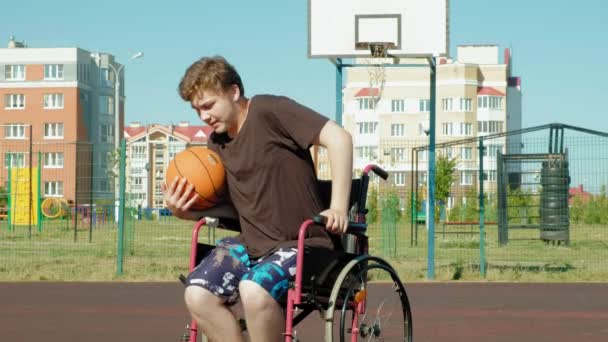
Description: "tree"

(435, 154), (458, 204)
(435, 154), (458, 222)
(367, 185), (379, 224)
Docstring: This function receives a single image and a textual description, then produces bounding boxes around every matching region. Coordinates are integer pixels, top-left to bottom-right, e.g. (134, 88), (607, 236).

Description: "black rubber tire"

(335, 260), (413, 342)
(541, 177), (569, 185)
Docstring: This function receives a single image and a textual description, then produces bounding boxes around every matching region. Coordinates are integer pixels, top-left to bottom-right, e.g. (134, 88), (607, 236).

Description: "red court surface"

(1, 282), (606, 341)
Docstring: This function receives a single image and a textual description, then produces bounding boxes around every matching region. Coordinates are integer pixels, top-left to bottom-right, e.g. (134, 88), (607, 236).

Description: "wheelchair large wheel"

(324, 256), (413, 341)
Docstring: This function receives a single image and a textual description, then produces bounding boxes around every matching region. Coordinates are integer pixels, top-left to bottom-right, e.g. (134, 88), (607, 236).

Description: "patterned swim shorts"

(185, 237), (298, 304)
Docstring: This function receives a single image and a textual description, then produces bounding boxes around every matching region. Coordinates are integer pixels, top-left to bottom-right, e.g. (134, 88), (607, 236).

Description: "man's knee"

(239, 280), (278, 312)
(184, 286), (223, 315)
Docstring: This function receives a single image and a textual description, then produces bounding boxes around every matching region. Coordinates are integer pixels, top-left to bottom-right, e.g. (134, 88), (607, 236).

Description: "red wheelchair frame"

(181, 164), (413, 341)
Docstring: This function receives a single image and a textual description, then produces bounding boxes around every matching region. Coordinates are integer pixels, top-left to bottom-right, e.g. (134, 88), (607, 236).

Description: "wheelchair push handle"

(363, 164), (389, 180)
(313, 214), (367, 235)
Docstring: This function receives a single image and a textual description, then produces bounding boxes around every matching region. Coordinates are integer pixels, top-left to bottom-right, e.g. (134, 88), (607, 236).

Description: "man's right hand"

(161, 176), (200, 221)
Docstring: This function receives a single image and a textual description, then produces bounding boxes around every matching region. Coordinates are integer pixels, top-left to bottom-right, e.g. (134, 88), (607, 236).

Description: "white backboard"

(308, 0), (449, 58)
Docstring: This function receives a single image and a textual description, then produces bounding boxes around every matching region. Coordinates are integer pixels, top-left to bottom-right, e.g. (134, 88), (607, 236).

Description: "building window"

(4, 94), (25, 109)
(357, 122), (378, 134)
(442, 122), (453, 136)
(45, 181), (64, 197)
(460, 122), (472, 136)
(4, 124), (26, 139)
(460, 171), (474, 185)
(483, 170), (497, 182)
(100, 124), (114, 143)
(417, 171), (427, 184)
(5, 152), (26, 168)
(44, 94), (64, 109)
(132, 177), (143, 190)
(77, 63), (90, 83)
(483, 144), (503, 157)
(444, 147), (454, 159)
(390, 148), (406, 163)
(391, 123), (405, 137)
(100, 179), (109, 192)
(447, 196), (455, 209)
(5, 65), (25, 80)
(477, 121), (504, 133)
(101, 68), (115, 87)
(417, 150), (428, 161)
(357, 97), (376, 110)
(44, 152), (64, 168)
(393, 172), (406, 186)
(391, 99), (405, 112)
(355, 146), (378, 160)
(99, 96), (114, 114)
(44, 64), (64, 80)
(461, 147), (472, 160)
(131, 145), (146, 159)
(419, 99), (430, 112)
(460, 98), (472, 112)
(442, 98), (454, 111)
(478, 95), (503, 110)
(44, 123), (64, 139)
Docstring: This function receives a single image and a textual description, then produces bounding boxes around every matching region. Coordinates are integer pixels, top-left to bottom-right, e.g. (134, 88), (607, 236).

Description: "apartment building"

(124, 122), (213, 208)
(317, 45), (522, 208)
(0, 36), (124, 203)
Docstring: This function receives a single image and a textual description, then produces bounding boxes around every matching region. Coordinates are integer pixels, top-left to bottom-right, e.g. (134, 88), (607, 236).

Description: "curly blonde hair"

(178, 56), (245, 101)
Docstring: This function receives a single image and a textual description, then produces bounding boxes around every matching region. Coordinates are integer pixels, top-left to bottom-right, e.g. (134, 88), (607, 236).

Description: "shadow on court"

(0, 282), (606, 341)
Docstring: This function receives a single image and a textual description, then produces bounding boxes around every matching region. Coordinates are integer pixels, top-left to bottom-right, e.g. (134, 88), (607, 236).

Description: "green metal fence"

(2, 124), (608, 282)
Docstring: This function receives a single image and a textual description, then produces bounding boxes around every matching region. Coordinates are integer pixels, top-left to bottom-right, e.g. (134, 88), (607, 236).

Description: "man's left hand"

(319, 208), (348, 234)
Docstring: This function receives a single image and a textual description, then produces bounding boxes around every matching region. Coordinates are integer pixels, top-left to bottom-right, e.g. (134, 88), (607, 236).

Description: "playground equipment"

(9, 167), (39, 226)
(41, 197), (69, 219)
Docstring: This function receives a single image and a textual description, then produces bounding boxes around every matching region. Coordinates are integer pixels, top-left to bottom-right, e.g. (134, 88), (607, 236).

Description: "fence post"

(116, 139), (127, 276)
(37, 152), (42, 233)
(478, 137), (486, 278)
(427, 57), (437, 280)
(7, 156), (11, 232)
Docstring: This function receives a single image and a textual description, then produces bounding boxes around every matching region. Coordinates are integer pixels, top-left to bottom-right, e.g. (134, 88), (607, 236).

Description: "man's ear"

(231, 84), (241, 102)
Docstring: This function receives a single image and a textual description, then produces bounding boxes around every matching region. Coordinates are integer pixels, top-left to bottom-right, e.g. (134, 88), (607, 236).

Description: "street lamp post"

(91, 51), (143, 219)
(106, 52), (143, 150)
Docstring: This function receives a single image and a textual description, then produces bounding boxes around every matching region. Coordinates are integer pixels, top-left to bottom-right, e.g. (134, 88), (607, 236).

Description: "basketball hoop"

(368, 42), (393, 58)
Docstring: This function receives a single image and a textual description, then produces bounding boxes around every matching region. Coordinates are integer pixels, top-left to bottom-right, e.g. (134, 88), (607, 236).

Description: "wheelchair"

(179, 164), (413, 341)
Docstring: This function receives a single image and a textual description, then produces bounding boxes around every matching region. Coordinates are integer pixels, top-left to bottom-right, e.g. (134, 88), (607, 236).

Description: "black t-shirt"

(208, 95), (333, 258)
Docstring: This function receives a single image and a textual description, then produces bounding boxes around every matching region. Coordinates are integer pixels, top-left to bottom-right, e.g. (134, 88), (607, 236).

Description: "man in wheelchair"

(163, 56), (354, 342)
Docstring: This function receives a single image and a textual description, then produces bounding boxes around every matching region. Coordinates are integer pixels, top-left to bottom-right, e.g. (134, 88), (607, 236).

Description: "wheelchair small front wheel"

(324, 257), (413, 341)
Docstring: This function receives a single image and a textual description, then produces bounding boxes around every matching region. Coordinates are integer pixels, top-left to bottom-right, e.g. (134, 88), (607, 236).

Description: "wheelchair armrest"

(195, 201), (241, 232)
(312, 215), (366, 236)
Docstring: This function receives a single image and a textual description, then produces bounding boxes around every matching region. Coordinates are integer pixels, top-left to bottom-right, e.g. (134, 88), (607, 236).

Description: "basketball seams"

(174, 152), (217, 206)
(186, 149), (222, 199)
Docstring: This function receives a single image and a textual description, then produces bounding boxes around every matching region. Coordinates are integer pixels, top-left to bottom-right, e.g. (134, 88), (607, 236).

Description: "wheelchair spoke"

(329, 259), (413, 342)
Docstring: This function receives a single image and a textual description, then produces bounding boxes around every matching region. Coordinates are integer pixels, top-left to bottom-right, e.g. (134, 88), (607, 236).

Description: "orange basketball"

(165, 147), (226, 210)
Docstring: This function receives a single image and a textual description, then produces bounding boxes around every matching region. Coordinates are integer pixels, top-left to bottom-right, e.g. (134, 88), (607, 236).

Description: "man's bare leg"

(239, 280), (284, 342)
(184, 286), (244, 342)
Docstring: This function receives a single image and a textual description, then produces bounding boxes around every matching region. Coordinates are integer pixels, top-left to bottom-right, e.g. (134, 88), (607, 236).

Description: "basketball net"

(364, 43), (391, 111)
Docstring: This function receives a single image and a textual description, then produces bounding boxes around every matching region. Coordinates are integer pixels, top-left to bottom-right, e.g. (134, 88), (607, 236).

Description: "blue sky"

(1, 0), (607, 130)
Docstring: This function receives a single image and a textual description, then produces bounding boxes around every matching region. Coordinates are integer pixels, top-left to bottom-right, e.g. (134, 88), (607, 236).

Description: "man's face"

(190, 86), (239, 135)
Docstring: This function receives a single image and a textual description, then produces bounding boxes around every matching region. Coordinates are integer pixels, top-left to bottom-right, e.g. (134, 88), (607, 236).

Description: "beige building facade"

(317, 45), (523, 209)
(124, 122), (212, 209)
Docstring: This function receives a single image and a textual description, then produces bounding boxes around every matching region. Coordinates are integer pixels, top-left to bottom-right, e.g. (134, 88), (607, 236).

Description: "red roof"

(569, 185), (592, 204)
(173, 125), (213, 143)
(354, 88), (380, 97)
(124, 124), (213, 144)
(124, 126), (145, 138)
(477, 87), (505, 96)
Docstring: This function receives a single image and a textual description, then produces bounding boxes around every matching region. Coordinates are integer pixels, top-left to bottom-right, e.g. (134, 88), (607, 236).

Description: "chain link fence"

(2, 123), (607, 282)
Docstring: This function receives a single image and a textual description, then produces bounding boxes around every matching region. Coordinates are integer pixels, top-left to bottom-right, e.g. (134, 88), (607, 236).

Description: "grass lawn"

(1, 216), (607, 282)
